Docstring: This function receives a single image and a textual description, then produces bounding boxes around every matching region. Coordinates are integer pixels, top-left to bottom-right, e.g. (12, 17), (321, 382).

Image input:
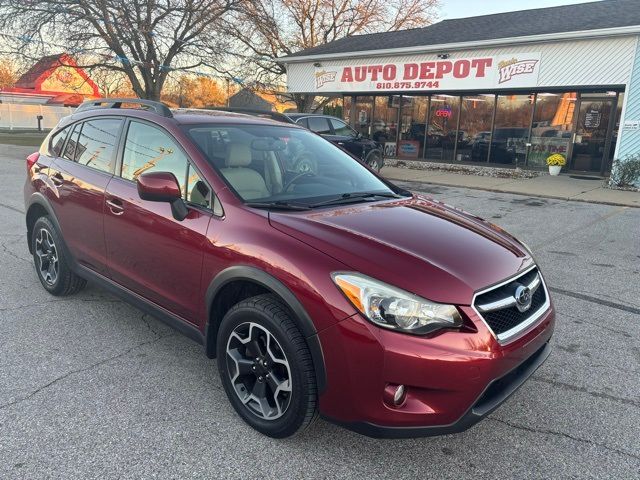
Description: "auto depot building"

(280, 0), (640, 176)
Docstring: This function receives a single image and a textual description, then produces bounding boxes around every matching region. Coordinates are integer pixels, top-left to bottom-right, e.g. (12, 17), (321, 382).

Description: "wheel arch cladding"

(25, 194), (63, 255)
(205, 266), (327, 393)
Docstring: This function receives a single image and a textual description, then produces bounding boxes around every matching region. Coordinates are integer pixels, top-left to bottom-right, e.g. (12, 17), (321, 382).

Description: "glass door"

(570, 97), (614, 173)
(354, 96), (374, 138)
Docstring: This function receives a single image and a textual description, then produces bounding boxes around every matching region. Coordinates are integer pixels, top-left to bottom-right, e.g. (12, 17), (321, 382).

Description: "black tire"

(217, 293), (317, 438)
(31, 216), (86, 296)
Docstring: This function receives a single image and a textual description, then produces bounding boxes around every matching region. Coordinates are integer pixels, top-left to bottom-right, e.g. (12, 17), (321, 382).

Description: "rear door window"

(74, 118), (123, 173)
(47, 126), (71, 157)
(307, 117), (331, 134)
(62, 123), (82, 161)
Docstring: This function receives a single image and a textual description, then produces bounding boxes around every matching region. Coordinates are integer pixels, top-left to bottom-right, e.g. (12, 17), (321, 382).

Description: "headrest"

(225, 143), (252, 167)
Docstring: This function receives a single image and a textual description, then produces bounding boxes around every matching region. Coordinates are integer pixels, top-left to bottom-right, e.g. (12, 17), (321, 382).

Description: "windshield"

(186, 124), (400, 206)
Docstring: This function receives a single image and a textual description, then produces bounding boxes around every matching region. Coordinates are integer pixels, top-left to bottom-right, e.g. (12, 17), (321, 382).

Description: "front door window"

(571, 98), (614, 172)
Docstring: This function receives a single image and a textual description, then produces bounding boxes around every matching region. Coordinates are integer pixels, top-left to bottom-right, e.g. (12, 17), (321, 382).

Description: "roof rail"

(76, 98), (173, 118)
(208, 107), (294, 124)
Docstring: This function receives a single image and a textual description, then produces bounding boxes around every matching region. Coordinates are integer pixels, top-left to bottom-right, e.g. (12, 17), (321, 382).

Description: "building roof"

(11, 53), (100, 100)
(283, 0), (640, 60)
(15, 54), (62, 89)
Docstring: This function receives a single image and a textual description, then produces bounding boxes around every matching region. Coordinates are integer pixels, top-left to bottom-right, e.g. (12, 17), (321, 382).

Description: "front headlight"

(332, 272), (463, 335)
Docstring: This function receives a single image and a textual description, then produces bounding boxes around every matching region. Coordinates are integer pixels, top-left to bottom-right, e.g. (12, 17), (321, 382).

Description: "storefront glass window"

(354, 96), (374, 137)
(343, 96), (353, 126)
(457, 95), (495, 162)
(490, 94), (534, 165)
(322, 96), (344, 119)
(399, 96), (429, 159)
(373, 95), (400, 157)
(425, 95), (460, 162)
(528, 92), (576, 168)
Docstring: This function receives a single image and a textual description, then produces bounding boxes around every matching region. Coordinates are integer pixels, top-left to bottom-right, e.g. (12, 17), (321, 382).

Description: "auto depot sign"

(313, 53), (541, 92)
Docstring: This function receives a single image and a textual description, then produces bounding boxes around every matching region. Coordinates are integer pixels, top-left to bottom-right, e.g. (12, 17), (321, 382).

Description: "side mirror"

(137, 171), (188, 221)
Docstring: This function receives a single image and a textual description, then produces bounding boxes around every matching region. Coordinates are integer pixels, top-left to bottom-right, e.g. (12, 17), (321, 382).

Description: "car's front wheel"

(217, 294), (317, 438)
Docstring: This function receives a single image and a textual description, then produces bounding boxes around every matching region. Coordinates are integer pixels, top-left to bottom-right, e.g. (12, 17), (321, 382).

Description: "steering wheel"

(292, 152), (318, 175)
(283, 172), (315, 192)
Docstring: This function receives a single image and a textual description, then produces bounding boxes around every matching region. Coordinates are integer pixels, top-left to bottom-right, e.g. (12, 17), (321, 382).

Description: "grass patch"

(0, 132), (47, 147)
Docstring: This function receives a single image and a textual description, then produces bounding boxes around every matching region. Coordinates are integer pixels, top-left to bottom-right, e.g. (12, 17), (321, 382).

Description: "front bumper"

(325, 341), (551, 438)
(317, 304), (555, 437)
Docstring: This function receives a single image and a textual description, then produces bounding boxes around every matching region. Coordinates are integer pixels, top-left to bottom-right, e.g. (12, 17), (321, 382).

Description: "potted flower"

(546, 153), (566, 176)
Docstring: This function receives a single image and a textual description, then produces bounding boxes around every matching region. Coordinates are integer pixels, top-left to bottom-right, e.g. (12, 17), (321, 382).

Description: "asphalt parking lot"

(1, 145), (639, 478)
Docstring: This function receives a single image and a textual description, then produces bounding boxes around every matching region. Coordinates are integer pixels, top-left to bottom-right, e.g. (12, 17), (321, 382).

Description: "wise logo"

(498, 58), (539, 84)
(315, 70), (337, 89)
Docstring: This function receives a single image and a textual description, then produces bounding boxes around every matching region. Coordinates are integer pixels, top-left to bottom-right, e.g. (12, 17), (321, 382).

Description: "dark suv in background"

(24, 98), (554, 439)
(217, 108), (384, 172)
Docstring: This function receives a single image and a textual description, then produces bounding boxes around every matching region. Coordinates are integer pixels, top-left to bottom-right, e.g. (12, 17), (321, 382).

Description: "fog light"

(383, 383), (407, 407)
(393, 385), (406, 405)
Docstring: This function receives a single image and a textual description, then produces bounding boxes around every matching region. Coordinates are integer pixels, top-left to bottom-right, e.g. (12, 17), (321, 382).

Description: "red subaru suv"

(24, 99), (554, 438)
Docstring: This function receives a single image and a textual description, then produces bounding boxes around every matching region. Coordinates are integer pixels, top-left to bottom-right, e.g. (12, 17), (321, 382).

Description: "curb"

(386, 176), (640, 209)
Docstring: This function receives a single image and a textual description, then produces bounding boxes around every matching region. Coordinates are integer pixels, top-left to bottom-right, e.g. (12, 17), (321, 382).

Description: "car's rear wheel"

(31, 216), (86, 296)
(217, 294), (317, 438)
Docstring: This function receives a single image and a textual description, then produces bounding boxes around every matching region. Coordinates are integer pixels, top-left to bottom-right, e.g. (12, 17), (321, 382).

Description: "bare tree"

(224, 0), (440, 112)
(0, 0), (245, 100)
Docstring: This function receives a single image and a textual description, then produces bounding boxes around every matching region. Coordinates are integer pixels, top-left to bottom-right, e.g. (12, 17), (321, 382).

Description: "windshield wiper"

(245, 201), (311, 211)
(309, 192), (402, 208)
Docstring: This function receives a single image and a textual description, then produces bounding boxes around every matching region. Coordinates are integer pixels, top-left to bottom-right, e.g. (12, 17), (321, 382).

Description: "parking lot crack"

(0, 241), (32, 264)
(532, 376), (640, 408)
(140, 313), (160, 335)
(557, 310), (633, 338)
(0, 333), (175, 411)
(488, 417), (640, 461)
(0, 202), (24, 214)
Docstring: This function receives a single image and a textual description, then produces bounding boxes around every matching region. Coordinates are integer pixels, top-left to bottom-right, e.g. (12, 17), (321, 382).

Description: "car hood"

(269, 195), (534, 305)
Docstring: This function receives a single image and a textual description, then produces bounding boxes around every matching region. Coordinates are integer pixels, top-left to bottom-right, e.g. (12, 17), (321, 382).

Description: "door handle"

(337, 142), (345, 145)
(51, 172), (64, 186)
(106, 199), (124, 215)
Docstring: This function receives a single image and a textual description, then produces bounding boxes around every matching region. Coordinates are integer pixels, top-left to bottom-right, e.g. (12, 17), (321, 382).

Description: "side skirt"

(76, 265), (204, 346)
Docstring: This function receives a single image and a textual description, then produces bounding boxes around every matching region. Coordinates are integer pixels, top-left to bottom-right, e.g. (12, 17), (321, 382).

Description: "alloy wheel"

(225, 322), (292, 420)
(35, 228), (59, 286)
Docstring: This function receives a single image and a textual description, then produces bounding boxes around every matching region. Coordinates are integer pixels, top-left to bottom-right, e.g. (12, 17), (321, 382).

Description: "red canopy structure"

(1, 54), (100, 106)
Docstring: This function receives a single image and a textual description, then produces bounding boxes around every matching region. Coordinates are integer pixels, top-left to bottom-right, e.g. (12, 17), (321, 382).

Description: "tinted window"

(307, 117), (331, 134)
(48, 126), (71, 157)
(63, 123), (82, 161)
(296, 118), (309, 129)
(75, 119), (122, 173)
(122, 121), (189, 196)
(330, 118), (355, 137)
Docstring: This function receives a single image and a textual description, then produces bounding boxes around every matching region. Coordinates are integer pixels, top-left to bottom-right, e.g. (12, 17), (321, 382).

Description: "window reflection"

(458, 95), (495, 162)
(529, 93), (576, 167)
(343, 96), (353, 125)
(399, 96), (428, 158)
(490, 95), (533, 164)
(354, 96), (374, 138)
(426, 95), (459, 161)
(373, 96), (400, 157)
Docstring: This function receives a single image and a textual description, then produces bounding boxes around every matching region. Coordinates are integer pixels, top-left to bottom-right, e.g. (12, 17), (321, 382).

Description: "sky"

(440, 0), (595, 19)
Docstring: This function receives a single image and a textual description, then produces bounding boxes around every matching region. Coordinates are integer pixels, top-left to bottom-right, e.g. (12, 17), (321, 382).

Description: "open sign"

(435, 108), (452, 118)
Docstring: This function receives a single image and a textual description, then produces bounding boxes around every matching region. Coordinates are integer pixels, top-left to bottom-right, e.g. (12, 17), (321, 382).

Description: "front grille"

(474, 267), (548, 342)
